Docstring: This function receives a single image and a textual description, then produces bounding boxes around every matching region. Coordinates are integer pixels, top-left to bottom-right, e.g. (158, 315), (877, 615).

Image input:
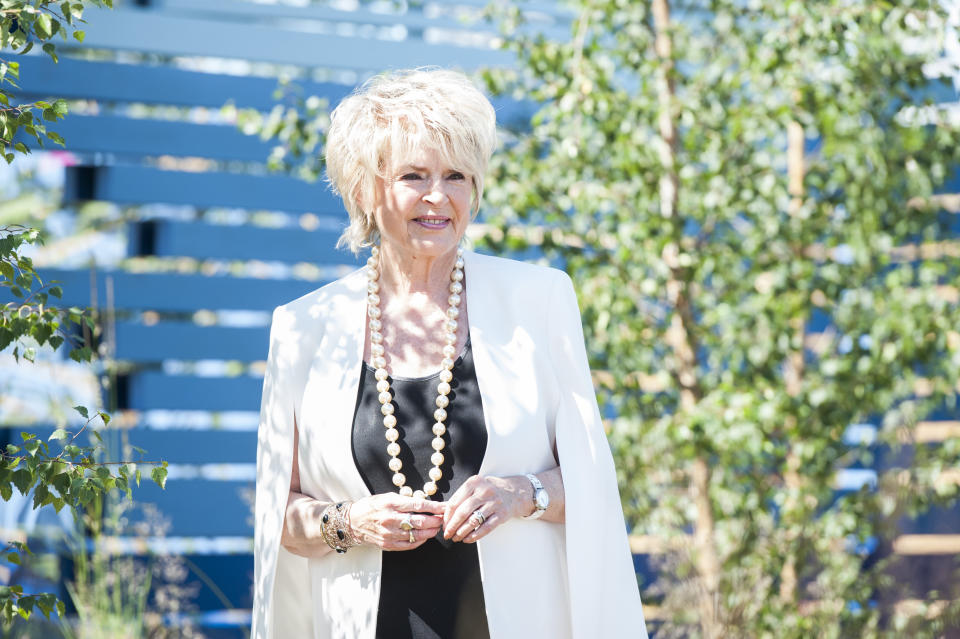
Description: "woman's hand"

(349, 492), (445, 551)
(441, 475), (531, 543)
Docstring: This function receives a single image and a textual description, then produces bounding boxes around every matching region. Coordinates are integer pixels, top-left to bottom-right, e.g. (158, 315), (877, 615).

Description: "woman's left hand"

(441, 474), (530, 543)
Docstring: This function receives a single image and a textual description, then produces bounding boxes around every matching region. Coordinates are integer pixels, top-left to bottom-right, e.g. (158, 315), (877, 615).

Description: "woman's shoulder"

(271, 266), (367, 327)
(464, 250), (568, 287)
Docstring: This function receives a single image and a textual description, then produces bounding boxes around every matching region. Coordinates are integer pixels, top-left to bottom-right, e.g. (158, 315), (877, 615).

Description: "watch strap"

(523, 473), (547, 520)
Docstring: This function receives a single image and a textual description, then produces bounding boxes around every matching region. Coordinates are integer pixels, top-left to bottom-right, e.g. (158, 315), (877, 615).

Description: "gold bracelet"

(320, 501), (362, 554)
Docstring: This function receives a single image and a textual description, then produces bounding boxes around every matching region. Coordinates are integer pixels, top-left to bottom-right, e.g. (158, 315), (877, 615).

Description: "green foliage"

(0, 0), (112, 160)
(0, 408), (168, 625)
(0, 225), (168, 628)
(232, 79), (330, 182)
(477, 1), (960, 637)
(0, 225), (94, 363)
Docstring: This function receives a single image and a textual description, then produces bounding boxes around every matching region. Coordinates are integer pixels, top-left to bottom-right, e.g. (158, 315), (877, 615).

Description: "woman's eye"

(448, 172), (465, 180)
(401, 173), (422, 181)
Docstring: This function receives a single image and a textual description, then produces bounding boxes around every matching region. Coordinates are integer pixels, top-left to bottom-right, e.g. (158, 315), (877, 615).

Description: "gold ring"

(408, 530), (416, 543)
(400, 514), (413, 532)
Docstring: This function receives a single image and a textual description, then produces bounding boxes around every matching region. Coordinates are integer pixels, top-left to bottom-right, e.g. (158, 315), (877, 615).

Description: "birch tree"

(480, 1), (960, 636)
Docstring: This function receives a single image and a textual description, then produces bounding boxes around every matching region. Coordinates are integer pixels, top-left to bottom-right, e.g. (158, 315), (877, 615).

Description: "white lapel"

(297, 268), (372, 501)
(464, 250), (552, 476)
(462, 250), (505, 477)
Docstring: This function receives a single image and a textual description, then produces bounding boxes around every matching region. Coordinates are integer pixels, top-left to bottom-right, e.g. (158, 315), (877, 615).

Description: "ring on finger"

(400, 514), (413, 532)
(408, 530), (416, 543)
(469, 509), (486, 528)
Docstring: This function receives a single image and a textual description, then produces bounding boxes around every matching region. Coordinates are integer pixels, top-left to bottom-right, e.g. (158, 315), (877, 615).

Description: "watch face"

(534, 489), (549, 510)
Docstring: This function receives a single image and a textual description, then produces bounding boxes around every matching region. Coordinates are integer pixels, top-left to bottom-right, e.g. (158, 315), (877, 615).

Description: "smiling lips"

(414, 216), (450, 228)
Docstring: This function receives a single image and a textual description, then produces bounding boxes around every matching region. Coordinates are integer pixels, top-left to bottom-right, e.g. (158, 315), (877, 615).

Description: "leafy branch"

(0, 0), (114, 161)
(0, 225), (97, 363)
(0, 408), (168, 625)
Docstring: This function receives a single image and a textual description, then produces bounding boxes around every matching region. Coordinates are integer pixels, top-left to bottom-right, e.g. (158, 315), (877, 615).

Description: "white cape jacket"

(251, 251), (648, 639)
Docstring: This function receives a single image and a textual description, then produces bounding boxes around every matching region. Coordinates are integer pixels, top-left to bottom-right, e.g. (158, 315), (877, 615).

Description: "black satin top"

(351, 337), (491, 639)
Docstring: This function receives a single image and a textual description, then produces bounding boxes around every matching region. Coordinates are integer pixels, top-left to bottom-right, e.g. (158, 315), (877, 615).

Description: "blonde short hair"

(325, 68), (498, 254)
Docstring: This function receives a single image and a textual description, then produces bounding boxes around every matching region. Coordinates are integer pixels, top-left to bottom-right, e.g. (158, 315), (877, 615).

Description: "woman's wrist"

(347, 496), (369, 545)
(319, 501), (363, 553)
(498, 475), (535, 519)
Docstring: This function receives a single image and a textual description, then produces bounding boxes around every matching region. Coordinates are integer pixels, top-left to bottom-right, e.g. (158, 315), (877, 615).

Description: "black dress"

(351, 337), (492, 639)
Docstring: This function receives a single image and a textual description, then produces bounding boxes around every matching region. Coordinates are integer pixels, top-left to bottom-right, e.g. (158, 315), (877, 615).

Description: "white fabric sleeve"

(251, 306), (313, 639)
(547, 270), (649, 639)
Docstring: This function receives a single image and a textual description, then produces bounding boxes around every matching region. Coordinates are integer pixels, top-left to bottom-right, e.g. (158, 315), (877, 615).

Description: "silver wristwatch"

(523, 473), (549, 520)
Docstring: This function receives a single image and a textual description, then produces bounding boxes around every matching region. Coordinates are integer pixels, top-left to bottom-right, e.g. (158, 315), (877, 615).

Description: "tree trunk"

(652, 1), (721, 636)
(780, 117), (806, 604)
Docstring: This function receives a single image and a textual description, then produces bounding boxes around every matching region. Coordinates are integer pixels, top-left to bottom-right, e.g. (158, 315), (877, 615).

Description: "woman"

(251, 69), (647, 639)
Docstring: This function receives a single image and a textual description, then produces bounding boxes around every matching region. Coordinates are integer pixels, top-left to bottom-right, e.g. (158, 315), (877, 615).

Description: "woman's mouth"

(414, 217), (450, 228)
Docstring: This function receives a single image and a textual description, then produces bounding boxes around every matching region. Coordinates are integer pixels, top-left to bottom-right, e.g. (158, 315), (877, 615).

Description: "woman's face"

(372, 147), (473, 263)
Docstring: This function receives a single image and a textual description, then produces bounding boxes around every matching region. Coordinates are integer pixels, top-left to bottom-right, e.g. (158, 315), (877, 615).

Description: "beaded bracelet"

(320, 501), (362, 554)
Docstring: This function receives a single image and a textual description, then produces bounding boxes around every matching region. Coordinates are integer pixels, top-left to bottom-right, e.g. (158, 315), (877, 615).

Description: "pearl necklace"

(366, 245), (465, 500)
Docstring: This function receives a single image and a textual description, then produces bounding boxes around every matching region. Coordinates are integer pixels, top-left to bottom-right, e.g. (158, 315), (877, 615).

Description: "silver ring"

(470, 509), (485, 528)
(399, 514), (413, 532)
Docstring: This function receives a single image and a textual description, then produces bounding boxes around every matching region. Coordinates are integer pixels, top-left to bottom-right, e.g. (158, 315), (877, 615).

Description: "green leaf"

(97, 411), (110, 426)
(45, 130), (64, 145)
(69, 346), (92, 362)
(72, 30), (85, 43)
(41, 42), (57, 64)
(6, 553), (19, 566)
(48, 429), (68, 442)
(11, 469), (32, 495)
(151, 465), (168, 490)
(73, 405), (88, 419)
(35, 14), (53, 40)
(52, 100), (68, 118)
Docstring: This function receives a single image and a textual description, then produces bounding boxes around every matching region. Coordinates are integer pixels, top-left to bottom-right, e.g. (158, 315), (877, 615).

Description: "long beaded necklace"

(366, 245), (465, 500)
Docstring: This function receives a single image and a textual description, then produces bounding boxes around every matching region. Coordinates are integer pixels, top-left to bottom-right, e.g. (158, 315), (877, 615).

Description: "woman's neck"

(376, 243), (459, 299)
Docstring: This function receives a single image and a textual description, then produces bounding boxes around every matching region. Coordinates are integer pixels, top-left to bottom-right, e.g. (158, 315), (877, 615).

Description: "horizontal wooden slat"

(114, 321), (269, 362)
(631, 533), (960, 556)
(15, 56), (351, 110)
(74, 9), (512, 70)
(158, 0), (571, 39)
(127, 373), (263, 411)
(42, 115), (273, 162)
(128, 220), (352, 264)
(0, 425), (256, 464)
(121, 479), (253, 537)
(17, 57), (536, 127)
(915, 421), (960, 443)
(6, 269), (328, 312)
(111, 430), (257, 465)
(65, 165), (345, 215)
(893, 534), (960, 555)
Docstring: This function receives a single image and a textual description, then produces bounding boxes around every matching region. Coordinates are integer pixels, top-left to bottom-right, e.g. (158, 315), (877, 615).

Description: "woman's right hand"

(349, 493), (445, 551)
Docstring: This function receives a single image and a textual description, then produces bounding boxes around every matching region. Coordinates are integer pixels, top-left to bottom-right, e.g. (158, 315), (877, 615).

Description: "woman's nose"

(423, 179), (448, 204)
